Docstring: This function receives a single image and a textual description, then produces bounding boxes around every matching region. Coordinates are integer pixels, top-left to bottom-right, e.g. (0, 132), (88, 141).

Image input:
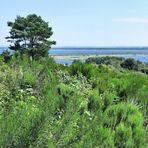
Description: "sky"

(0, 0), (148, 47)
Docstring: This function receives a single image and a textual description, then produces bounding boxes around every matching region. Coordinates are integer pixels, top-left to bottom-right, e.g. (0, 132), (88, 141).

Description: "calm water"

(50, 48), (148, 64)
(50, 48), (148, 56)
(1, 47), (148, 64)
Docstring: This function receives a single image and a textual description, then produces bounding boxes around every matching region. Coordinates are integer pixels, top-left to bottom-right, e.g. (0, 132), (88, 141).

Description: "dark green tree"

(121, 58), (139, 70)
(6, 14), (56, 59)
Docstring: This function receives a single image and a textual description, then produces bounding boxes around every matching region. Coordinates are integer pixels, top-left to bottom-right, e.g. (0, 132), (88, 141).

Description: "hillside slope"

(0, 56), (147, 147)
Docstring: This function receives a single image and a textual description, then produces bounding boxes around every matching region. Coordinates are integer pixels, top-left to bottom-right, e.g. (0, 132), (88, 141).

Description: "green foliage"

(85, 56), (148, 74)
(1, 50), (11, 63)
(1, 13), (147, 147)
(69, 62), (98, 79)
(0, 55), (147, 147)
(121, 58), (140, 70)
(141, 68), (148, 74)
(6, 14), (56, 59)
(115, 123), (133, 148)
(104, 103), (145, 147)
(86, 56), (124, 68)
(0, 102), (42, 147)
(87, 90), (101, 112)
(0, 83), (11, 111)
(24, 70), (37, 87)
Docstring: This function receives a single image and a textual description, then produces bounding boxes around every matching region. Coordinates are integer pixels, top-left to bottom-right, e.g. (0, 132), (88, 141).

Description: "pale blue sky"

(1, 0), (148, 47)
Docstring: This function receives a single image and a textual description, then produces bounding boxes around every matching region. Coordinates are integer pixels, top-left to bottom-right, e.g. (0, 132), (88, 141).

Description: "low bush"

(24, 70), (37, 87)
(104, 103), (145, 147)
(0, 55), (147, 147)
(121, 58), (139, 70)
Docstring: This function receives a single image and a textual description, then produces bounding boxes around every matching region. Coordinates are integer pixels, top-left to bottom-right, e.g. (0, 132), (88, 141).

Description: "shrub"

(1, 50), (11, 63)
(87, 90), (101, 112)
(115, 123), (133, 147)
(69, 63), (97, 79)
(141, 68), (148, 74)
(24, 70), (37, 87)
(121, 58), (139, 70)
(104, 103), (145, 147)
(0, 51), (147, 147)
(0, 83), (11, 111)
(0, 102), (43, 147)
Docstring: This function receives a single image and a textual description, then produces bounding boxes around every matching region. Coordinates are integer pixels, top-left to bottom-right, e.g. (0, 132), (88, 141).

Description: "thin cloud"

(113, 18), (148, 25)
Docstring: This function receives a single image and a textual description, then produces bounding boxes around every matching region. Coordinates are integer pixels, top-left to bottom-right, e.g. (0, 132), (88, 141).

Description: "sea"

(49, 47), (148, 64)
(0, 47), (148, 64)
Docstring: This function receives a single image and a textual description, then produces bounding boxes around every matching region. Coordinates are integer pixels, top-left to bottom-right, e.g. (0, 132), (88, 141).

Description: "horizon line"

(1, 45), (148, 48)
(51, 46), (148, 48)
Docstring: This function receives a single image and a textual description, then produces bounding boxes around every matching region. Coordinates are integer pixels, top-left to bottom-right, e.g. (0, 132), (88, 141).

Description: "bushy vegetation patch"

(0, 56), (147, 147)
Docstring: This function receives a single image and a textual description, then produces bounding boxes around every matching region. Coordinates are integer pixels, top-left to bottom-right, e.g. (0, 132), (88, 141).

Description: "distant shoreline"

(52, 54), (148, 60)
(51, 47), (148, 50)
(1, 47), (148, 50)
